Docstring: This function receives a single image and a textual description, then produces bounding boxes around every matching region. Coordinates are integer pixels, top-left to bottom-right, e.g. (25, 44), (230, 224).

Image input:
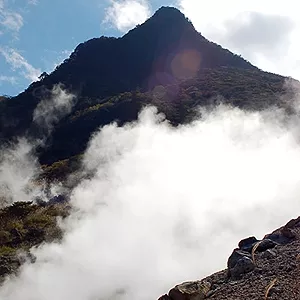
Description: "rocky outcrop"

(227, 249), (255, 279)
(157, 216), (300, 300)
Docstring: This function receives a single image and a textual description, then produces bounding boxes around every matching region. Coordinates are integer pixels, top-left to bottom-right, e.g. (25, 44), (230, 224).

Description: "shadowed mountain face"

(48, 6), (256, 95)
(0, 7), (287, 165)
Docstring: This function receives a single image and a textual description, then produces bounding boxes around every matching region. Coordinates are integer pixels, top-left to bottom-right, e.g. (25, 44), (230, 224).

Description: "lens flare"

(171, 49), (201, 79)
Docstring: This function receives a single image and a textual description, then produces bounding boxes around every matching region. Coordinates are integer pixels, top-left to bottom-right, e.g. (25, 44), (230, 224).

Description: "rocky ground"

(159, 217), (300, 300)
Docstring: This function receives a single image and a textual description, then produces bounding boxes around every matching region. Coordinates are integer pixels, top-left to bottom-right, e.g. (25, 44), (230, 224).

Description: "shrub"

(0, 246), (16, 256)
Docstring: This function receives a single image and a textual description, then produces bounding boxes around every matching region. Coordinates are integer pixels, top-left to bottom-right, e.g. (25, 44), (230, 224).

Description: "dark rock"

(238, 236), (258, 252)
(229, 257), (255, 280)
(227, 249), (255, 279)
(255, 239), (277, 252)
(261, 249), (277, 259)
(227, 249), (252, 270)
(169, 281), (211, 300)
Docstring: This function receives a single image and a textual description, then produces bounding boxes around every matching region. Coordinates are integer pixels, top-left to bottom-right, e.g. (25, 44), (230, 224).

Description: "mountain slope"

(157, 217), (300, 300)
(40, 67), (286, 164)
(0, 6), (290, 166)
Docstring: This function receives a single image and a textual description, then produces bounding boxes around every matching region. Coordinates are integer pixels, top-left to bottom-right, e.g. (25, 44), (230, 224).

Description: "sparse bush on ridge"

(0, 202), (69, 262)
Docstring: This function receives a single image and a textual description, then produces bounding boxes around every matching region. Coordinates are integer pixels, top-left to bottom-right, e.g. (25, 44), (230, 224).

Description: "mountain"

(0, 7), (300, 298)
(0, 6), (290, 166)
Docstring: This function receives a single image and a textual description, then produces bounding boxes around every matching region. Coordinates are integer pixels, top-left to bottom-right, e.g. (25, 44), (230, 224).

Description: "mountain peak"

(123, 5), (194, 40)
(151, 6), (189, 20)
(145, 6), (194, 30)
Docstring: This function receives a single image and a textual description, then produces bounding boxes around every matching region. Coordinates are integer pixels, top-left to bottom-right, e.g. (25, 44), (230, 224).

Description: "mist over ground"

(1, 87), (300, 299)
(0, 84), (76, 207)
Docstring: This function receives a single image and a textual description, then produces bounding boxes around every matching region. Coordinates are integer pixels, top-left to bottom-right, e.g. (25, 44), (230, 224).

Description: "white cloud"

(0, 0), (24, 33)
(218, 12), (294, 59)
(104, 0), (151, 32)
(0, 75), (17, 85)
(0, 47), (41, 82)
(27, 0), (39, 5)
(0, 11), (23, 32)
(177, 0), (300, 79)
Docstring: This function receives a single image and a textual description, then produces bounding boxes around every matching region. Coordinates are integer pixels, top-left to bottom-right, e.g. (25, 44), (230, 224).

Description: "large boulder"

(238, 236), (277, 253)
(169, 281), (211, 300)
(255, 239), (277, 252)
(238, 236), (258, 252)
(227, 249), (255, 279)
(229, 257), (255, 280)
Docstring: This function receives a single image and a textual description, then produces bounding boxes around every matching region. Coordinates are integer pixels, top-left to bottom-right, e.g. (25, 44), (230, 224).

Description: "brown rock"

(169, 281), (211, 300)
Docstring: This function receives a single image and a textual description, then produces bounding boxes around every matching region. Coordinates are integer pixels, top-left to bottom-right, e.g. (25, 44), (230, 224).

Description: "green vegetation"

(38, 66), (287, 165)
(0, 202), (69, 257)
(0, 201), (69, 280)
(41, 154), (83, 182)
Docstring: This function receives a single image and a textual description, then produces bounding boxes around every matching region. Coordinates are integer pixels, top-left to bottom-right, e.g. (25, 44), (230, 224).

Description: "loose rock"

(262, 249), (277, 259)
(255, 239), (277, 252)
(229, 257), (255, 280)
(168, 280), (211, 300)
(228, 249), (255, 279)
(238, 236), (258, 252)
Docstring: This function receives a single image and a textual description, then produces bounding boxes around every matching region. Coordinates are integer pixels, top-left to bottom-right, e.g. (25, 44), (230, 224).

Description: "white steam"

(0, 138), (39, 205)
(0, 85), (76, 207)
(1, 100), (300, 299)
(33, 84), (76, 138)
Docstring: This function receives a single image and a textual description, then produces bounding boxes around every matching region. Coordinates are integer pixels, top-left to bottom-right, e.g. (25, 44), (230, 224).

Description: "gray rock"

(168, 280), (211, 300)
(261, 249), (277, 259)
(227, 249), (255, 279)
(238, 236), (258, 252)
(227, 249), (252, 269)
(229, 257), (255, 280)
(255, 239), (277, 252)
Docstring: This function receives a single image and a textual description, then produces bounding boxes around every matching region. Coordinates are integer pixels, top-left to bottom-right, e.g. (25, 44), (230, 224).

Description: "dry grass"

(264, 278), (277, 300)
(251, 241), (263, 266)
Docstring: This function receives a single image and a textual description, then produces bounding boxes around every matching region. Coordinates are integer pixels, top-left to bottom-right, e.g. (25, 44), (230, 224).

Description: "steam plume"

(1, 94), (300, 299)
(0, 85), (76, 207)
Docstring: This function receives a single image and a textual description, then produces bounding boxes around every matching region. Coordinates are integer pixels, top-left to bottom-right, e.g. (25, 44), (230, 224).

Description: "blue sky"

(1, 0), (300, 96)
(0, 0), (176, 96)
